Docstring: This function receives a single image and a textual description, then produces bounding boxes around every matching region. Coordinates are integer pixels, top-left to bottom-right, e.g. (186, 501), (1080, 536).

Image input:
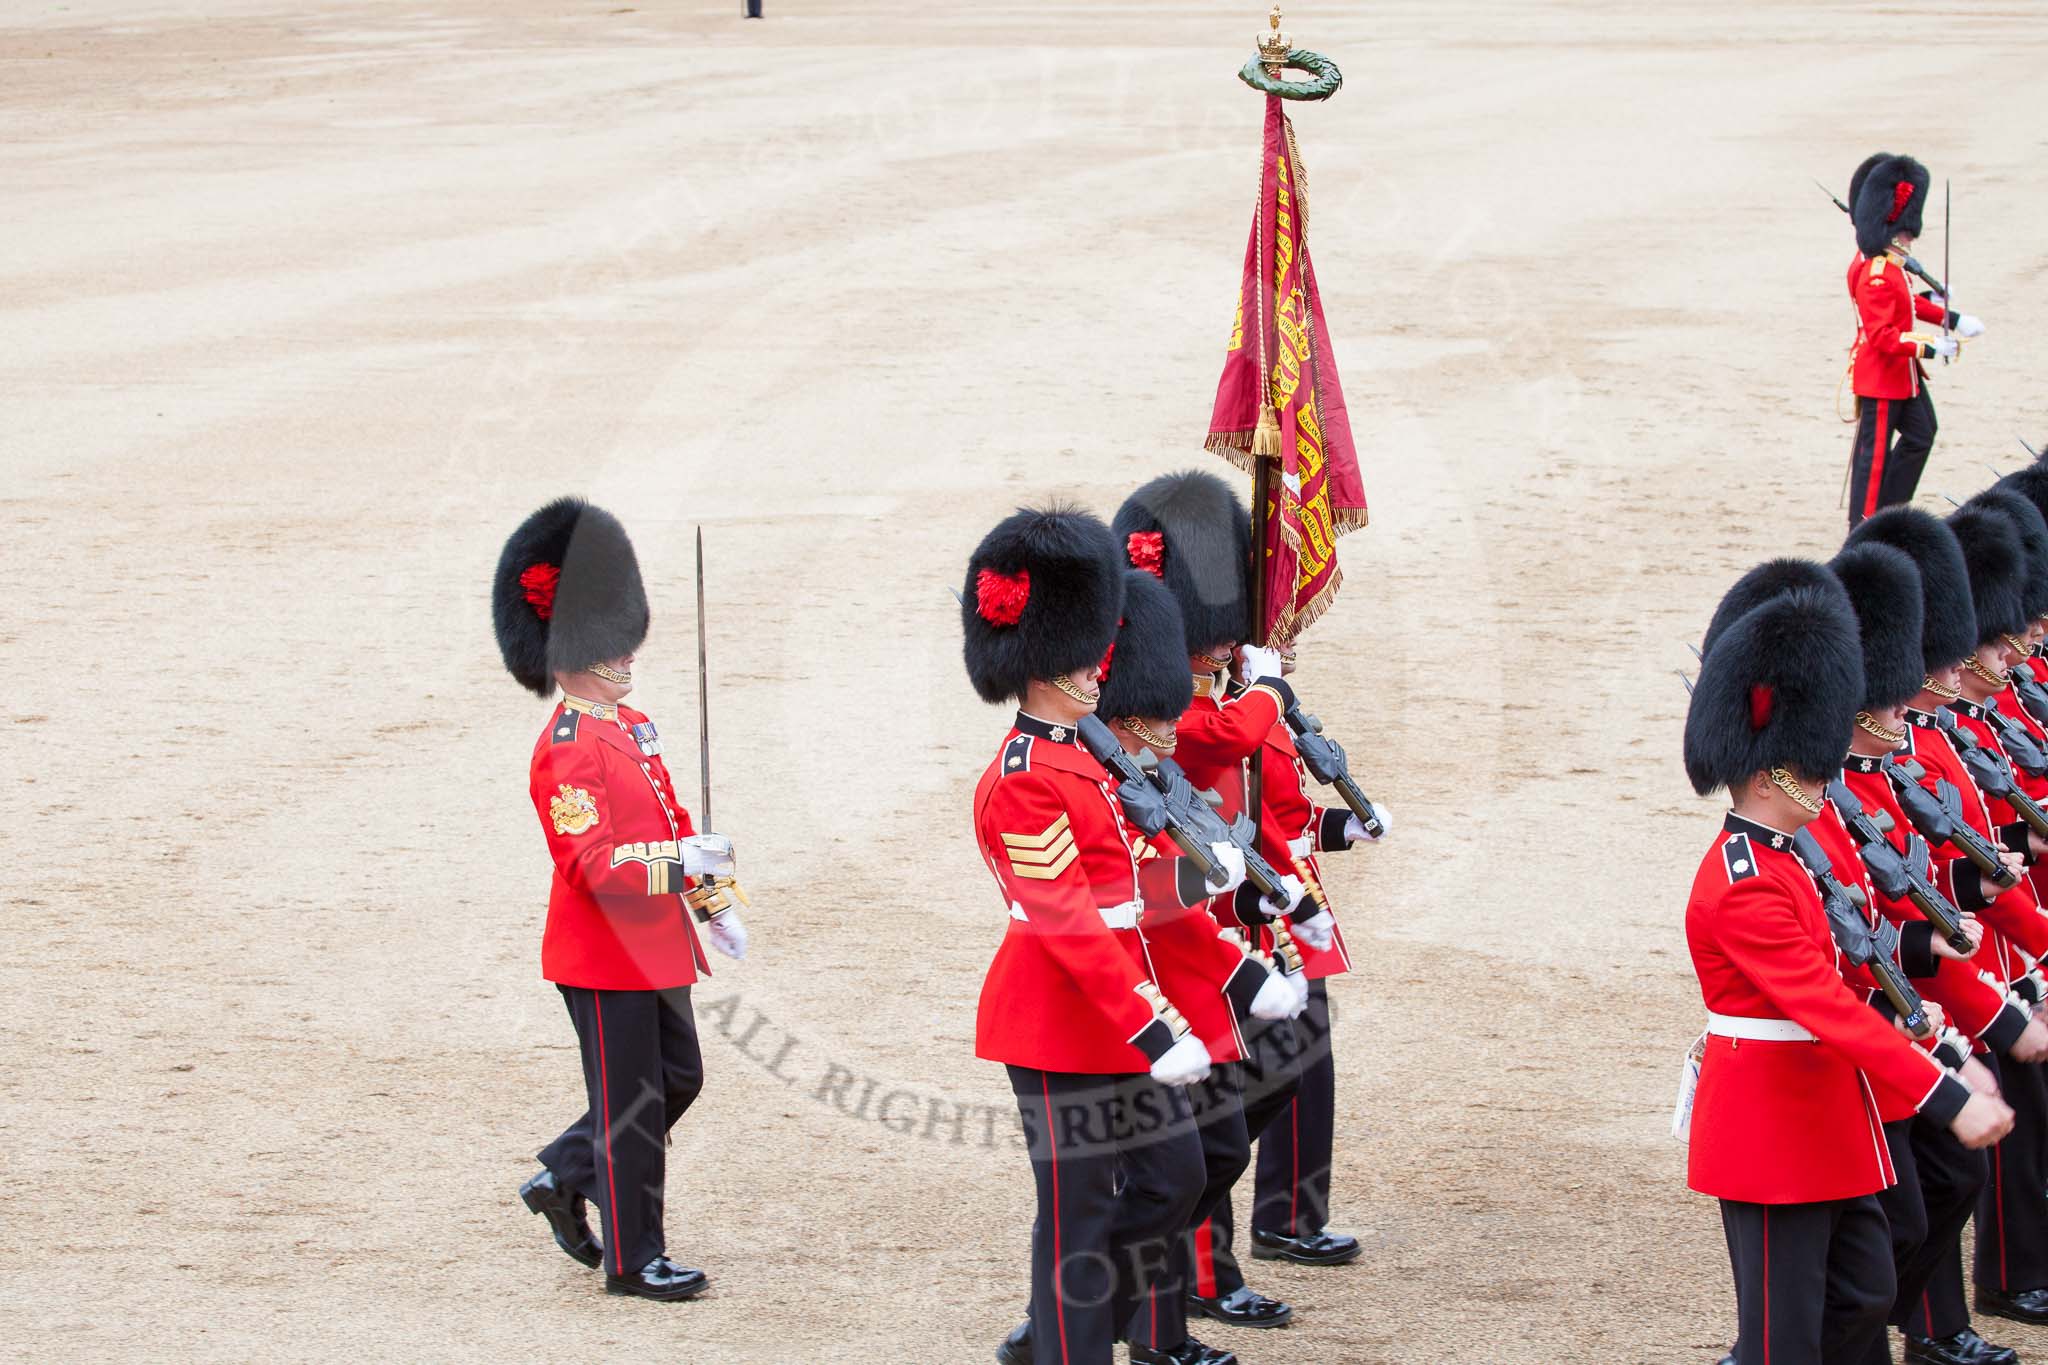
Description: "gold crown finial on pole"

(1258, 4), (1291, 71)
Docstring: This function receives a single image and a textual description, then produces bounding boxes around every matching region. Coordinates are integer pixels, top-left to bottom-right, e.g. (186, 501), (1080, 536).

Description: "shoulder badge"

(1722, 831), (1758, 883)
(1000, 732), (1033, 776)
(549, 784), (599, 836)
(551, 710), (581, 744)
(1870, 256), (1888, 279)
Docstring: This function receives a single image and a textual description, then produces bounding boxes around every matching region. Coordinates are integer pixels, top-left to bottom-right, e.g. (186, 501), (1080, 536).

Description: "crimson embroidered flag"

(1206, 94), (1368, 645)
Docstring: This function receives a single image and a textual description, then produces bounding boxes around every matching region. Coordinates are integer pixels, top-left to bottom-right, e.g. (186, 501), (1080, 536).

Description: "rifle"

(1826, 780), (1975, 953)
(1983, 704), (2048, 779)
(1815, 179), (1948, 295)
(1881, 755), (2022, 889)
(1792, 827), (1933, 1038)
(1076, 714), (1304, 923)
(1937, 709), (2048, 840)
(2010, 667), (2048, 730)
(1281, 701), (1386, 838)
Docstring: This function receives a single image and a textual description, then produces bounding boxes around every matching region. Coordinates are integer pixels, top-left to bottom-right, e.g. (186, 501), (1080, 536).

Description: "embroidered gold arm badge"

(1002, 813), (1077, 880)
(550, 785), (599, 836)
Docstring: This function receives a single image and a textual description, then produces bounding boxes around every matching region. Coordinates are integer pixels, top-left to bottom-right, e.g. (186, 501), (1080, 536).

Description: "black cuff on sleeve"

(1317, 807), (1353, 853)
(1945, 308), (1962, 330)
(1222, 955), (1267, 1022)
(1869, 990), (1900, 1025)
(1898, 921), (1939, 980)
(1982, 1001), (2030, 1055)
(1933, 1034), (1971, 1071)
(1918, 1070), (1972, 1128)
(1175, 857), (1213, 908)
(1953, 862), (1992, 912)
(1247, 677), (1296, 711)
(1231, 882), (1270, 927)
(2000, 822), (2031, 859)
(1921, 343), (1939, 361)
(1129, 1016), (1177, 1065)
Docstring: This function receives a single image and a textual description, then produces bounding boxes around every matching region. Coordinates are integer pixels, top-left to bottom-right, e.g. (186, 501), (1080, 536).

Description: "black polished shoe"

(1129, 1338), (1238, 1365)
(1714, 1355), (1733, 1365)
(1187, 1285), (1294, 1329)
(1976, 1285), (2048, 1325)
(1908, 1329), (2021, 1365)
(518, 1168), (602, 1269)
(605, 1256), (708, 1301)
(1248, 1227), (1362, 1266)
(994, 1320), (1031, 1365)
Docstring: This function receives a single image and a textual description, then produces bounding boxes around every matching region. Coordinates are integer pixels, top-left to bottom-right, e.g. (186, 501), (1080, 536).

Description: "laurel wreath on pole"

(1237, 48), (1342, 100)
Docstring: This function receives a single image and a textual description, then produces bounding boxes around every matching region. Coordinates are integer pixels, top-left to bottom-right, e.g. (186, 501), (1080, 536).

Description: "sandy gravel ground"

(5, 2), (2047, 1360)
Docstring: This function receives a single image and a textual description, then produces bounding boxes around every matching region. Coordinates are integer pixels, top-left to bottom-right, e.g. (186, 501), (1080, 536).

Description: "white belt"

(1287, 836), (1313, 859)
(1706, 1012), (1815, 1043)
(1098, 901), (1140, 930)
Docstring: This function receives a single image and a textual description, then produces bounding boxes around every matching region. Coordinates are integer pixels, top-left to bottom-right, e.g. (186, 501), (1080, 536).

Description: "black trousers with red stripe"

(1900, 1113), (1990, 1342)
(1855, 1115), (1985, 1362)
(1007, 1065), (1205, 1365)
(1189, 1013), (1305, 1298)
(1973, 1048), (2048, 1293)
(1253, 977), (1336, 1238)
(1847, 388), (1938, 529)
(537, 985), (703, 1277)
(1720, 1193), (1894, 1365)
(1125, 1064), (1252, 1351)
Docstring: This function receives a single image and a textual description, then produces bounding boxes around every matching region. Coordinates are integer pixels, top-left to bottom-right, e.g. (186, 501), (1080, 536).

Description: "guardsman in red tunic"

(1096, 566), (1306, 1365)
(1111, 470), (1330, 1330)
(1843, 153), (1983, 527)
(965, 507), (1216, 1365)
(1682, 578), (2010, 1365)
(494, 499), (748, 1301)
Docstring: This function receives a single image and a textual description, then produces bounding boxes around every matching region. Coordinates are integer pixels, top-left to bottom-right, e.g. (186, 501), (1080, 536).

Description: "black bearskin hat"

(1096, 570), (1196, 724)
(1685, 586), (1863, 795)
(1846, 152), (1891, 221)
(1110, 470), (1253, 657)
(493, 497), (649, 697)
(1853, 154), (1931, 257)
(1971, 486), (2048, 621)
(1846, 506), (1977, 670)
(1828, 542), (1926, 711)
(1700, 558), (1847, 659)
(1948, 504), (2027, 645)
(961, 504), (1125, 704)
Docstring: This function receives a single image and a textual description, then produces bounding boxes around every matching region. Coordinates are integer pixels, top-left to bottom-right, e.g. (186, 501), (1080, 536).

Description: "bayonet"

(696, 526), (713, 830)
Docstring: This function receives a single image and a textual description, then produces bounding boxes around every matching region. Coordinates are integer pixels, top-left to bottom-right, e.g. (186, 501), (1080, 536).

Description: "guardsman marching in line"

(1825, 516), (2040, 1365)
(494, 498), (748, 1301)
(1199, 643), (1388, 1299)
(1101, 565), (1308, 1365)
(962, 505), (1214, 1365)
(1696, 551), (2011, 1365)
(1110, 471), (1331, 1328)
(1682, 576), (2010, 1364)
(1843, 153), (1984, 527)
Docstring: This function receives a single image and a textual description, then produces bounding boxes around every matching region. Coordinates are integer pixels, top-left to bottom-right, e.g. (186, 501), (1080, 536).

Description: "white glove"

(1150, 1032), (1212, 1087)
(1293, 908), (1335, 952)
(1345, 801), (1392, 843)
(704, 909), (748, 961)
(1250, 968), (1299, 1021)
(677, 833), (736, 877)
(1924, 336), (1960, 360)
(1287, 967), (1311, 1013)
(1236, 644), (1285, 685)
(1203, 842), (1248, 893)
(1955, 314), (1984, 339)
(1262, 873), (1308, 919)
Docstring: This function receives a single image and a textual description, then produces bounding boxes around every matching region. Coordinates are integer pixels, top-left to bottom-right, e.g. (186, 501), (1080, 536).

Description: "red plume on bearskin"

(1111, 470), (1253, 657)
(1852, 154), (1929, 257)
(1684, 584), (1862, 795)
(1126, 531), (1166, 580)
(960, 505), (1125, 705)
(1846, 506), (1977, 672)
(493, 497), (649, 697)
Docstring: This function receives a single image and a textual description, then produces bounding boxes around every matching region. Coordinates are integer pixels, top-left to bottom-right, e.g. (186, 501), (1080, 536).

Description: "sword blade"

(696, 525), (712, 831)
(1943, 179), (1952, 350)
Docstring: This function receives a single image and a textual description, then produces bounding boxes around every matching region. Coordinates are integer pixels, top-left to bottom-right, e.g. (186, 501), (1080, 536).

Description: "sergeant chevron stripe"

(1003, 814), (1078, 880)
